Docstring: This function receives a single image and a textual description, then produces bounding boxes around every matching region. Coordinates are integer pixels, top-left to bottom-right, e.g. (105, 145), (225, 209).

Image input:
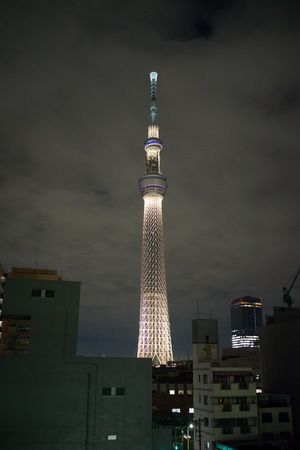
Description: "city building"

(137, 72), (173, 365)
(221, 347), (261, 392)
(259, 306), (300, 442)
(193, 319), (259, 450)
(0, 263), (5, 340)
(152, 361), (194, 447)
(0, 267), (153, 450)
(230, 297), (263, 348)
(257, 393), (293, 441)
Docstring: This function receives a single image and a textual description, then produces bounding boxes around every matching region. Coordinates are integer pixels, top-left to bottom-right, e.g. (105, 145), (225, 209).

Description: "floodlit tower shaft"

(137, 72), (173, 365)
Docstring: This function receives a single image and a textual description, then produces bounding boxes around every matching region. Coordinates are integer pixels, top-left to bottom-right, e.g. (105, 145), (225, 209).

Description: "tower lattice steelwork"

(137, 72), (173, 365)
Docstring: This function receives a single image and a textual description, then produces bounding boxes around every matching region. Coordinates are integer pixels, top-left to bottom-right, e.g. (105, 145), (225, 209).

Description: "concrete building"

(152, 360), (194, 447)
(230, 297), (263, 348)
(193, 319), (259, 450)
(0, 267), (153, 450)
(221, 347), (261, 392)
(259, 306), (300, 442)
(257, 393), (293, 441)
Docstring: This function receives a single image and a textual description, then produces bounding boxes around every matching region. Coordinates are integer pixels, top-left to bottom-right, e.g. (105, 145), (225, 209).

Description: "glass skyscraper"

(230, 296), (263, 348)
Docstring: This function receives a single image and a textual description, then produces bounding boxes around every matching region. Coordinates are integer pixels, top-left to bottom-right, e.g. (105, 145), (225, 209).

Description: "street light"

(187, 423), (193, 450)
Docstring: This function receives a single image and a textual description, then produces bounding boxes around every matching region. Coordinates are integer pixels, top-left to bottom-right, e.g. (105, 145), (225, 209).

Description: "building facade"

(259, 306), (300, 442)
(152, 361), (194, 447)
(230, 296), (263, 348)
(193, 319), (259, 450)
(257, 393), (293, 441)
(0, 267), (153, 450)
(137, 72), (173, 365)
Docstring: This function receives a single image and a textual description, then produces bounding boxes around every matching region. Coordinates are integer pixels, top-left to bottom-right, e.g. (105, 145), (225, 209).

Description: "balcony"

(212, 403), (257, 419)
(214, 425), (259, 441)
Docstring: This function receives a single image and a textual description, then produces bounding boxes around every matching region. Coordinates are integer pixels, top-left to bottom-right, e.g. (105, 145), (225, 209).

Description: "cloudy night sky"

(0, 0), (299, 359)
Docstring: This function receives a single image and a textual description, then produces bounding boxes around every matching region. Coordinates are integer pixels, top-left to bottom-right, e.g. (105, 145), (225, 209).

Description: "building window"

(32, 289), (42, 297)
(45, 290), (55, 297)
(199, 394), (201, 403)
(204, 441), (210, 449)
(261, 412), (273, 423)
(280, 431), (291, 439)
(102, 387), (112, 396)
(189, 408), (194, 413)
(203, 417), (209, 427)
(172, 408), (181, 413)
(107, 435), (117, 440)
(102, 387), (125, 396)
(204, 395), (208, 405)
(203, 374), (208, 384)
(160, 384), (167, 395)
(278, 411), (289, 422)
(116, 387), (125, 396)
(169, 389), (175, 395)
(222, 426), (233, 435)
(262, 432), (273, 440)
(31, 289), (55, 298)
(178, 389), (184, 395)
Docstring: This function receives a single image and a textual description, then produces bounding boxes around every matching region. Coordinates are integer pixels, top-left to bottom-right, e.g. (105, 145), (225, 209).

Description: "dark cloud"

(0, 0), (299, 358)
(163, 0), (237, 41)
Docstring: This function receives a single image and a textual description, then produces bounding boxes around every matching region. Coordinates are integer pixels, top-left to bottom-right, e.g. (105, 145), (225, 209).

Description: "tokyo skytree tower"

(137, 72), (173, 365)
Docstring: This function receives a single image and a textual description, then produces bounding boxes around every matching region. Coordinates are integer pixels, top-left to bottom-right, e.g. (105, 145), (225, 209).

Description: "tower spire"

(137, 72), (173, 365)
(150, 71), (158, 125)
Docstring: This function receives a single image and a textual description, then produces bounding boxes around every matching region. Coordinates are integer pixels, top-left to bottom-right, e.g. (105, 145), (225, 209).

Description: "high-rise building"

(230, 296), (263, 348)
(137, 72), (173, 365)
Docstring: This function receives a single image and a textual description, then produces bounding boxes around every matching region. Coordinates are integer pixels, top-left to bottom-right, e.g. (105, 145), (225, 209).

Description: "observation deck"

(138, 173), (168, 198)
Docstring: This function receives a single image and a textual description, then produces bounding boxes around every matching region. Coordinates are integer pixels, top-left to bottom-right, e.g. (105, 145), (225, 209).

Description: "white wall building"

(193, 319), (259, 450)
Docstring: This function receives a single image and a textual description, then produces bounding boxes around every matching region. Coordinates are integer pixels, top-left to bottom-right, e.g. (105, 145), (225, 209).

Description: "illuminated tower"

(137, 72), (173, 365)
(230, 296), (263, 348)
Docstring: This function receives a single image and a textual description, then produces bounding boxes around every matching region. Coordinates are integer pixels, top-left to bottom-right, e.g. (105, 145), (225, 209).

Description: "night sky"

(1, 0), (299, 359)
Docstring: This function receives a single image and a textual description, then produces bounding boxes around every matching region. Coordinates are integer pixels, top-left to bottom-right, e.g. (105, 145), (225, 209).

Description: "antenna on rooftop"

(34, 245), (39, 271)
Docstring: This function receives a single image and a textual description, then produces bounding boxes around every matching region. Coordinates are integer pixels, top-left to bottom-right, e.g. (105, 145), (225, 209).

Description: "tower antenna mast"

(150, 71), (158, 125)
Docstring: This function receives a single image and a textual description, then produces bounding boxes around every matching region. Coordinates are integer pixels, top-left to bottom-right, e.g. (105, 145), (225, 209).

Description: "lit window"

(178, 389), (184, 395)
(108, 435), (117, 440)
(172, 408), (181, 413)
(169, 389), (175, 395)
(189, 408), (194, 413)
